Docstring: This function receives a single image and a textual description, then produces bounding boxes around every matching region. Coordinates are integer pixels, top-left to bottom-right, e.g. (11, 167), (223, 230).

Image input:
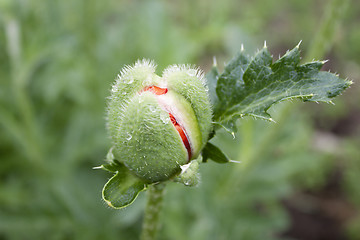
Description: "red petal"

(142, 86), (168, 95)
(169, 113), (192, 161)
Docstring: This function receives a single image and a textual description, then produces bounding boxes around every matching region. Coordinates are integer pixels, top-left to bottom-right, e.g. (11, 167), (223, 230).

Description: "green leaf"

(206, 63), (220, 107)
(94, 147), (123, 173)
(212, 44), (352, 131)
(96, 160), (123, 173)
(102, 163), (147, 209)
(213, 50), (250, 120)
(213, 119), (238, 137)
(202, 142), (230, 164)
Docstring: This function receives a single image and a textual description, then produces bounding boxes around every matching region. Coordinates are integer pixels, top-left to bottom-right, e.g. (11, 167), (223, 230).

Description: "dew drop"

(160, 112), (170, 124)
(111, 86), (118, 93)
(188, 69), (197, 77)
(126, 132), (132, 140)
(184, 179), (192, 186)
(149, 105), (156, 113)
(125, 76), (134, 84)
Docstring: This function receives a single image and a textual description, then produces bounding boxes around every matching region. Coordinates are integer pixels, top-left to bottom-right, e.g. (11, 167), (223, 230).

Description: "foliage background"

(0, 0), (359, 239)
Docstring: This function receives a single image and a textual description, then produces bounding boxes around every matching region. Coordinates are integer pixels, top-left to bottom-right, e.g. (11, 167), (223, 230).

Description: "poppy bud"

(107, 60), (212, 183)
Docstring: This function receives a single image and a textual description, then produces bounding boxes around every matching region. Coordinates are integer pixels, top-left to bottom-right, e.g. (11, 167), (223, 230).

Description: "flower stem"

(140, 183), (166, 240)
(305, 0), (349, 62)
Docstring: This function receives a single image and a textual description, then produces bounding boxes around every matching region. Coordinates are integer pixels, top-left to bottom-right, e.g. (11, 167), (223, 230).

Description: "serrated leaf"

(206, 64), (220, 106)
(213, 51), (250, 119)
(213, 119), (238, 136)
(202, 142), (230, 164)
(102, 163), (147, 209)
(212, 44), (351, 127)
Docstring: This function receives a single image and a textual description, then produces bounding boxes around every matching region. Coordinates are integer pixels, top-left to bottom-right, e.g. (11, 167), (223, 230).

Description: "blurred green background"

(0, 0), (359, 239)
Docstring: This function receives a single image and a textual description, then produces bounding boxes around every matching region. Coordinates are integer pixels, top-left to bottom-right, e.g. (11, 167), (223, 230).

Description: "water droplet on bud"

(188, 69), (196, 77)
(111, 86), (118, 93)
(149, 105), (156, 112)
(160, 112), (170, 124)
(125, 76), (134, 84)
(183, 179), (192, 186)
(126, 132), (132, 140)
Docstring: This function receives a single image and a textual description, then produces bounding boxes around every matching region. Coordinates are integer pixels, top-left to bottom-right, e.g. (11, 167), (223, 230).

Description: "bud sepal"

(172, 157), (201, 187)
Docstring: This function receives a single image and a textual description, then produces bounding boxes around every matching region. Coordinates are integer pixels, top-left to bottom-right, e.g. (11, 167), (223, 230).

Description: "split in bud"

(140, 85), (192, 160)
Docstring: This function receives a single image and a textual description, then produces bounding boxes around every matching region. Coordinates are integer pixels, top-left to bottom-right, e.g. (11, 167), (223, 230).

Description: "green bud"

(107, 60), (212, 183)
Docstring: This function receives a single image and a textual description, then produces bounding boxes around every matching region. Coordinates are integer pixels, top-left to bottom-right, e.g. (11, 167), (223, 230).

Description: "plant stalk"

(140, 183), (166, 240)
(305, 0), (349, 62)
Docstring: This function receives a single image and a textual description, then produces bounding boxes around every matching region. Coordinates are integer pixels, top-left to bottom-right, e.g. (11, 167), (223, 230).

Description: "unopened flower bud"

(107, 60), (212, 183)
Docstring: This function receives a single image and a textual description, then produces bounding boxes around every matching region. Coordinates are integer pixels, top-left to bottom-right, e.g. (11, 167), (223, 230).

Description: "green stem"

(140, 183), (166, 240)
(4, 17), (44, 163)
(305, 0), (349, 62)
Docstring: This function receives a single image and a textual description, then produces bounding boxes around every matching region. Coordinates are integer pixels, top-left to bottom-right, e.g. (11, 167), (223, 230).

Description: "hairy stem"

(140, 183), (166, 240)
